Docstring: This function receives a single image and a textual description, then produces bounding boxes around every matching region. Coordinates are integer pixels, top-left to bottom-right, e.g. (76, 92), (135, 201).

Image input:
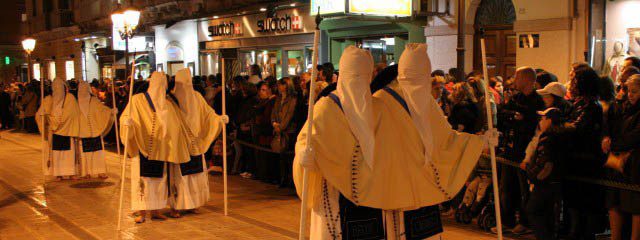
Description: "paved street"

(0, 130), (513, 239)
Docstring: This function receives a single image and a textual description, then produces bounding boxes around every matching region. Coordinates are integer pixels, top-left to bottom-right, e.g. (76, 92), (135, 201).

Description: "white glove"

(221, 115), (230, 125)
(299, 147), (318, 171)
(112, 108), (118, 115)
(483, 128), (499, 148)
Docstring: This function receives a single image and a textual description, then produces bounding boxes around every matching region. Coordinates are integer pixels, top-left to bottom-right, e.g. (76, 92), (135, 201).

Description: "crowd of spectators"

(1, 56), (640, 240)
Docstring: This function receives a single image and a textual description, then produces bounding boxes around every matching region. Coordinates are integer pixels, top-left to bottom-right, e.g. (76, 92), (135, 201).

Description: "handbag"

(271, 132), (288, 153)
(605, 151), (631, 173)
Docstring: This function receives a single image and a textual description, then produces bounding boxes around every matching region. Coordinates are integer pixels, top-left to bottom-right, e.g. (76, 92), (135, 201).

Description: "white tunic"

(79, 137), (107, 176)
(130, 156), (168, 211)
(45, 136), (78, 177)
(310, 180), (441, 240)
(169, 156), (210, 210)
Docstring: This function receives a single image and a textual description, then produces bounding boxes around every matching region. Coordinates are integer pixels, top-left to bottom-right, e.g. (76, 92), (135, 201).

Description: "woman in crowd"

(235, 80), (258, 178)
(562, 65), (606, 240)
(448, 82), (480, 134)
(603, 71), (640, 240)
(432, 75), (450, 115)
(253, 81), (277, 183)
(603, 74), (640, 240)
(271, 77), (297, 188)
(20, 82), (39, 133)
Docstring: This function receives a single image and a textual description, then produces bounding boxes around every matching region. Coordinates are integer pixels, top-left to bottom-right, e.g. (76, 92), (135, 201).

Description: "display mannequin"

(603, 41), (627, 83)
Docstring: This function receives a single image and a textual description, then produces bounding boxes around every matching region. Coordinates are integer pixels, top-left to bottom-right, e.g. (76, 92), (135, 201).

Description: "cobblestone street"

(0, 130), (510, 239)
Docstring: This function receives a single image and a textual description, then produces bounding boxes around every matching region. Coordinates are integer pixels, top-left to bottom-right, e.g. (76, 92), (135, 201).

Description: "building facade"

(24, 0), (609, 84)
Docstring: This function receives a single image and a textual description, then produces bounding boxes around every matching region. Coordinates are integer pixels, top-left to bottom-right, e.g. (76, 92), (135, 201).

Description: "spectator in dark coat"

(448, 82), (480, 133)
(603, 74), (640, 240)
(562, 65), (606, 240)
(497, 67), (545, 233)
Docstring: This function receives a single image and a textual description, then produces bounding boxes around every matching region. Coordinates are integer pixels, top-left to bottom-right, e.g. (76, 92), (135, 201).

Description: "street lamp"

(22, 38), (36, 82)
(111, 8), (140, 80)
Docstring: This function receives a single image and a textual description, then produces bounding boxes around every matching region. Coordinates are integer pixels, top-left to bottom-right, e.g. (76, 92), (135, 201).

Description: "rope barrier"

(486, 154), (640, 193)
(223, 136), (640, 193)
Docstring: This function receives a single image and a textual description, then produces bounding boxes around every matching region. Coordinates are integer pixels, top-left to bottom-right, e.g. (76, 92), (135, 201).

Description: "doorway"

(472, 0), (517, 79)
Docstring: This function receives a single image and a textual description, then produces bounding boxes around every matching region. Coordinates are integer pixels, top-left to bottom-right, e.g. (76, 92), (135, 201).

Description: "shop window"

(33, 63), (40, 80)
(48, 61), (56, 80)
(65, 60), (74, 80)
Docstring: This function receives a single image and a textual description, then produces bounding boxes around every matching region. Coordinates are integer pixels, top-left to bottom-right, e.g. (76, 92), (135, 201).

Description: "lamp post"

(111, 8), (140, 81)
(22, 38), (36, 82)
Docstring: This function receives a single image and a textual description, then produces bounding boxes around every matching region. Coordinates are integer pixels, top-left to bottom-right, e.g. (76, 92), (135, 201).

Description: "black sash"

(51, 134), (71, 151)
(139, 153), (165, 178)
(328, 93), (343, 111)
(339, 195), (386, 240)
(382, 87), (410, 116)
(143, 92), (156, 112)
(403, 205), (443, 240)
(81, 137), (102, 153)
(180, 155), (205, 176)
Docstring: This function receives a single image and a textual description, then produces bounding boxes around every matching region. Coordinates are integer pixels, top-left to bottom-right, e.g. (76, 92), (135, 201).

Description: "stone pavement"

(0, 130), (519, 239)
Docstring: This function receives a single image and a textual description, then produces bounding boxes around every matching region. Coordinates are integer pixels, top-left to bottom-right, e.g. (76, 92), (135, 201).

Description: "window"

(48, 61), (56, 80)
(33, 63), (41, 80)
(65, 60), (74, 80)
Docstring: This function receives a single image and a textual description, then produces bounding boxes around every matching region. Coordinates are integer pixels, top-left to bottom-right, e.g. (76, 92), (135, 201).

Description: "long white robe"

(78, 137), (107, 176)
(170, 69), (223, 210)
(297, 98), (443, 240)
(120, 73), (190, 211)
(37, 93), (81, 177)
(77, 83), (114, 176)
(130, 156), (169, 211)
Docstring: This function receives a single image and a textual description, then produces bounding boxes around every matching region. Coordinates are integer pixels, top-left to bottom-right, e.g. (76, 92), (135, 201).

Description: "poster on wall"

(627, 28), (640, 57)
(311, 0), (346, 15)
(349, 0), (412, 16)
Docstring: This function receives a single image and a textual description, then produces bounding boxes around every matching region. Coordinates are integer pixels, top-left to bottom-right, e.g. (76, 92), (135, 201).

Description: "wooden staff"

(299, 8), (322, 240)
(111, 77), (121, 157)
(480, 36), (504, 240)
(222, 58), (229, 216)
(116, 52), (136, 231)
(40, 66), (46, 188)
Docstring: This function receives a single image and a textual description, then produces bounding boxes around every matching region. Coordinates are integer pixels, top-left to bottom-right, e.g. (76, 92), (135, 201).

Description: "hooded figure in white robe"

(120, 72), (191, 214)
(77, 81), (114, 177)
(169, 68), (223, 211)
(294, 44), (496, 240)
(37, 78), (82, 178)
(294, 46), (380, 240)
(371, 43), (492, 239)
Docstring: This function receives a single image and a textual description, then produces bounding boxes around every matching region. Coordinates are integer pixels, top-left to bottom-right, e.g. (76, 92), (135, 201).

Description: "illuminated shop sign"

(257, 14), (303, 33)
(349, 0), (412, 16)
(311, 0), (346, 15)
(311, 0), (412, 17)
(208, 22), (243, 37)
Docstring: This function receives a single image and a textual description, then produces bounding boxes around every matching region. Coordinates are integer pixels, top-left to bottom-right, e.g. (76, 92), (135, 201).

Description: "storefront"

(590, 0), (640, 81)
(313, 0), (425, 66)
(154, 20), (199, 77)
(198, 6), (316, 79)
(112, 26), (155, 80)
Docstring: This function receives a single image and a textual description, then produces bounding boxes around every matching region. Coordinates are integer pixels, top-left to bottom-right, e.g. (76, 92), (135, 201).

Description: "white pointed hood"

(396, 43), (436, 166)
(147, 72), (169, 137)
(335, 46), (376, 168)
(172, 68), (200, 135)
(78, 81), (91, 117)
(51, 78), (66, 117)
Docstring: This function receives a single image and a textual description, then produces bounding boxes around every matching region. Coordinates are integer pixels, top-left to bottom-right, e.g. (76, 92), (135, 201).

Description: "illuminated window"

(48, 61), (56, 80)
(33, 63), (41, 80)
(65, 60), (75, 80)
